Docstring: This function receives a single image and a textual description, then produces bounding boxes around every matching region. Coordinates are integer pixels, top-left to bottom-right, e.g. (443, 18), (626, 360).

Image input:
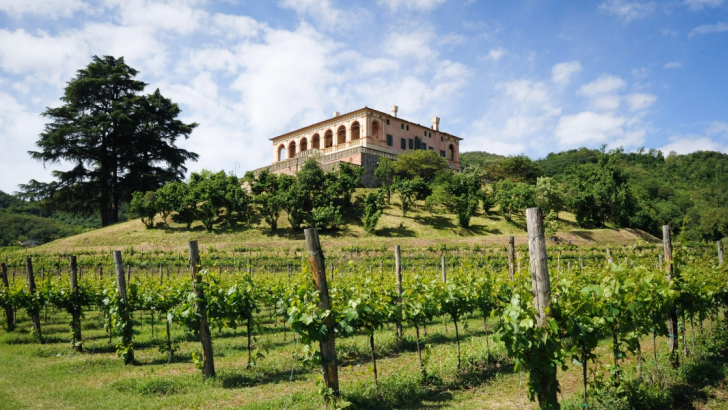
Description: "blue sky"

(0, 0), (727, 193)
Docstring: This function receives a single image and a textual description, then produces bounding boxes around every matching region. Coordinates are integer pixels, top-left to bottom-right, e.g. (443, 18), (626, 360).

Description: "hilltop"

(39, 188), (656, 253)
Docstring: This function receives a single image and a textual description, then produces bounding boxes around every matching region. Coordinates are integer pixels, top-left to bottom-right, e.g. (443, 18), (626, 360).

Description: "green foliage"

(443, 171), (483, 228)
(492, 180), (535, 221)
(392, 177), (432, 217)
(0, 212), (81, 246)
(19, 55), (198, 227)
(363, 190), (385, 233)
(459, 151), (505, 168)
(374, 157), (395, 204)
(535, 177), (566, 218)
(393, 150), (448, 181)
(484, 155), (543, 184)
(129, 191), (158, 229)
(537, 148), (600, 177)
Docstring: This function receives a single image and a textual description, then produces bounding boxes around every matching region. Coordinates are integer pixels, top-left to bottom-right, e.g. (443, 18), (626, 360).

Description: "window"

(386, 119), (390, 125)
(429, 132), (432, 138)
(400, 138), (406, 149)
(386, 134), (393, 146)
(440, 150), (446, 157)
(440, 136), (444, 142)
(408, 138), (413, 149)
(429, 147), (434, 151)
(422, 143), (427, 150)
(406, 125), (409, 131)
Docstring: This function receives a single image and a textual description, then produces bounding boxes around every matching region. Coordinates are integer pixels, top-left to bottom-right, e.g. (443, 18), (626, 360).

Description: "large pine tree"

(21, 56), (198, 226)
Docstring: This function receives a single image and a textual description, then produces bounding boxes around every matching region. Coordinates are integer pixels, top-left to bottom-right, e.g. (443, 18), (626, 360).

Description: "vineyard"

(1, 218), (728, 409)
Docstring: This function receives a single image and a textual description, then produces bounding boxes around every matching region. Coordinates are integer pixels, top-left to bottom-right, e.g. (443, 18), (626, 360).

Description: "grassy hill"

(40, 188), (656, 253)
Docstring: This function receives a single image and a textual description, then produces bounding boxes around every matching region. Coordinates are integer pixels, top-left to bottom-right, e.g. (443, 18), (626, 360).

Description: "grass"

(37, 188), (657, 254)
(1, 295), (727, 409)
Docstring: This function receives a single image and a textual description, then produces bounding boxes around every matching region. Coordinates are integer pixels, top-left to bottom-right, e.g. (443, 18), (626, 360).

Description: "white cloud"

(663, 61), (683, 68)
(551, 61), (582, 85)
(385, 30), (436, 60)
(578, 74), (627, 97)
(689, 21), (728, 37)
(684, 0), (724, 10)
(661, 137), (727, 154)
(377, 0), (447, 12)
(483, 47), (505, 61)
(626, 93), (657, 111)
(0, 0), (88, 18)
(104, 0), (206, 34)
(360, 58), (399, 74)
(661, 28), (679, 36)
(555, 112), (627, 145)
(599, 0), (655, 22)
(279, 0), (346, 24)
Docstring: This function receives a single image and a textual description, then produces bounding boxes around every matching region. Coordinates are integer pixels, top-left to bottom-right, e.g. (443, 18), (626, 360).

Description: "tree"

(534, 177), (565, 219)
(164, 181), (197, 229)
(189, 170), (228, 232)
(130, 191), (158, 228)
(278, 174), (306, 230)
(374, 157), (395, 204)
(245, 169), (282, 231)
(562, 152), (636, 228)
(20, 56), (198, 226)
(363, 190), (385, 233)
(392, 177), (431, 217)
(445, 171), (482, 228)
(493, 180), (535, 221)
(393, 150), (448, 181)
(221, 174), (252, 228)
(483, 155), (542, 183)
(335, 162), (364, 205)
(156, 183), (179, 228)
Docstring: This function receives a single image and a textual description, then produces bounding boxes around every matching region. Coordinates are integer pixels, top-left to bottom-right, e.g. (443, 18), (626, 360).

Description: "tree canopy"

(20, 55), (198, 227)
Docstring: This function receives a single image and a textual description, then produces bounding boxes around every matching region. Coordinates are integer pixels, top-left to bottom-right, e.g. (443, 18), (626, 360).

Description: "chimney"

(333, 111), (340, 118)
(432, 116), (440, 131)
(391, 105), (398, 118)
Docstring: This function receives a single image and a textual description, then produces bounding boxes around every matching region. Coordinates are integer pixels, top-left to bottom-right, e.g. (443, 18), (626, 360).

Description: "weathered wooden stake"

(663, 225), (679, 368)
(718, 241), (724, 266)
(526, 207), (555, 408)
(188, 241), (216, 377)
(606, 247), (613, 264)
(1, 263), (14, 331)
(507, 236), (515, 282)
(304, 228), (339, 397)
(395, 245), (403, 345)
(69, 256), (82, 352)
(113, 251), (134, 364)
(441, 255), (446, 283)
(26, 258), (43, 343)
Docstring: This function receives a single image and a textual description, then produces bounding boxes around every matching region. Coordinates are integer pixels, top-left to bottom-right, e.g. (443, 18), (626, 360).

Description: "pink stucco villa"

(253, 106), (461, 187)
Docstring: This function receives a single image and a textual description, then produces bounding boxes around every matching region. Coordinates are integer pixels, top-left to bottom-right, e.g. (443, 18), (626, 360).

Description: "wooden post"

(606, 247), (613, 264)
(69, 256), (82, 352)
(526, 207), (555, 408)
(1, 263), (14, 331)
(579, 251), (584, 270)
(718, 241), (724, 266)
(441, 255), (446, 283)
(304, 228), (339, 396)
(507, 236), (515, 282)
(113, 251), (134, 364)
(26, 258), (43, 343)
(126, 264), (131, 283)
(395, 245), (403, 345)
(526, 208), (551, 327)
(664, 225), (679, 368)
(189, 241), (216, 377)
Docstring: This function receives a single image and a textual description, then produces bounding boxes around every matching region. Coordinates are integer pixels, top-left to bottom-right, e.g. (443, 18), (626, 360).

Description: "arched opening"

(351, 121), (360, 140)
(371, 121), (379, 140)
(288, 140), (296, 159)
(448, 144), (455, 161)
(337, 125), (346, 145)
(312, 134), (320, 149)
(300, 138), (308, 152)
(324, 130), (333, 148)
(278, 144), (286, 162)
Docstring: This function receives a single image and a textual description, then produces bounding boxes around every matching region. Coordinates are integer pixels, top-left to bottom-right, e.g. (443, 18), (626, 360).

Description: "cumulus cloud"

(660, 122), (728, 154)
(385, 30), (436, 60)
(578, 74), (627, 96)
(551, 61), (582, 85)
(484, 47), (505, 61)
(599, 0), (656, 22)
(279, 0), (347, 25)
(555, 112), (628, 145)
(0, 0), (88, 18)
(377, 0), (447, 12)
(663, 61), (683, 68)
(626, 93), (657, 111)
(689, 21), (728, 37)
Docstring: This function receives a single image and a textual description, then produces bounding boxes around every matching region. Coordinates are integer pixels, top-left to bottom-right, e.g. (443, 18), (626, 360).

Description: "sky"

(0, 0), (727, 193)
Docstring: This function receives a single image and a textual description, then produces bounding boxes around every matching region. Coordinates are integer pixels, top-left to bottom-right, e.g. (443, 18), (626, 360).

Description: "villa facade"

(254, 106), (461, 187)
